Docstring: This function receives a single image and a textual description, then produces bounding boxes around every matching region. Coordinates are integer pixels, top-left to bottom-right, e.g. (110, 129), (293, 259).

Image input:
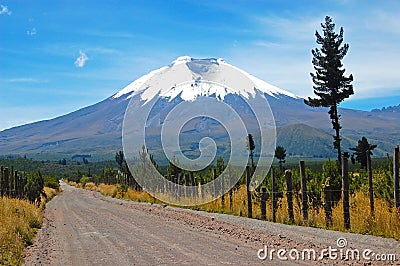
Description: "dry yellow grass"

(42, 187), (59, 206)
(200, 187), (400, 241)
(0, 197), (42, 265)
(83, 182), (97, 191)
(0, 187), (60, 265)
(90, 183), (161, 203)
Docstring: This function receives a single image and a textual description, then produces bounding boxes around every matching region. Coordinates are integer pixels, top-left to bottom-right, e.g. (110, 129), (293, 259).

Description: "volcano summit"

(0, 57), (398, 160)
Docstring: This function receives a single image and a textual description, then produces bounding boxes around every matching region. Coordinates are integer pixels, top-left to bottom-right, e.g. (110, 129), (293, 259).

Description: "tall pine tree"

(305, 16), (354, 166)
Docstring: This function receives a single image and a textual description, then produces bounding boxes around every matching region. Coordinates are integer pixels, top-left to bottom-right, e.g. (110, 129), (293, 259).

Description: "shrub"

(44, 176), (60, 190)
(24, 172), (44, 204)
(79, 176), (90, 187)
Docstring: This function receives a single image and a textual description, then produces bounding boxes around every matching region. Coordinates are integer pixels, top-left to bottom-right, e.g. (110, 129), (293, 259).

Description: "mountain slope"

(276, 123), (354, 158)
(0, 57), (398, 160)
(0, 97), (128, 158)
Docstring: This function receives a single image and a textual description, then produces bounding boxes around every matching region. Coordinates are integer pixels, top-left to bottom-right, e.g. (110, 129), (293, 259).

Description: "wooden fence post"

(285, 170), (294, 224)
(221, 172), (225, 208)
(228, 166), (233, 211)
(171, 175), (176, 198)
(0, 166), (3, 196)
(342, 154), (351, 229)
(246, 166), (252, 218)
(14, 170), (19, 198)
(3, 167), (9, 197)
(12, 170), (18, 198)
(213, 168), (218, 199)
(199, 175), (204, 199)
(178, 173), (183, 199)
(163, 175), (167, 194)
(299, 161), (308, 223)
(190, 172), (195, 198)
(21, 173), (27, 198)
(18, 171), (24, 198)
(366, 151), (374, 217)
(10, 167), (14, 197)
(271, 167), (277, 223)
(185, 173), (190, 198)
(394, 146), (399, 209)
(260, 186), (267, 220)
(323, 177), (333, 227)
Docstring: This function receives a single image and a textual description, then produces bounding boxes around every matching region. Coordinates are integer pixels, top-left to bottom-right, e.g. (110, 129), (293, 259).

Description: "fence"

(146, 147), (399, 230)
(256, 147), (399, 229)
(0, 166), (28, 199)
(86, 146), (400, 230)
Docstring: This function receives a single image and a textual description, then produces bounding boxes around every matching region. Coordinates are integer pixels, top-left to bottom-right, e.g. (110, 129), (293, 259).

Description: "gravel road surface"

(24, 182), (399, 265)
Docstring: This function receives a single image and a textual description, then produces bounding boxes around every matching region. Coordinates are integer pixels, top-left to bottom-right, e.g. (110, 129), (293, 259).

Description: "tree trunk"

(366, 151), (374, 217)
(332, 104), (342, 168)
(285, 170), (294, 224)
(342, 155), (350, 229)
(299, 161), (308, 224)
(246, 166), (252, 218)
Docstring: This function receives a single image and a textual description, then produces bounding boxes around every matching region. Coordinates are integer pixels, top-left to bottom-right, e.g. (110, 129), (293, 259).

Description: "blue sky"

(0, 0), (399, 131)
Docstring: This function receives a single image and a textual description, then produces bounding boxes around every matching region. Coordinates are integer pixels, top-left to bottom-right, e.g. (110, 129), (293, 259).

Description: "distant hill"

(276, 124), (354, 158)
(372, 104), (400, 113)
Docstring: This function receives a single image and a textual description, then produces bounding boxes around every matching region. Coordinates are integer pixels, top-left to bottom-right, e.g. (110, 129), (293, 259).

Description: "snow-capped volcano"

(0, 56), (398, 160)
(113, 56), (299, 102)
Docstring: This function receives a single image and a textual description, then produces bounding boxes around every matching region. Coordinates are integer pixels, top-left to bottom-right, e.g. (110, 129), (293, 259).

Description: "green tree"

(167, 156), (181, 180)
(274, 146), (286, 172)
(246, 134), (255, 171)
(216, 156), (225, 175)
(149, 154), (159, 171)
(103, 167), (116, 184)
(350, 136), (377, 169)
(115, 150), (124, 169)
(24, 171), (44, 204)
(305, 16), (354, 166)
(322, 159), (342, 204)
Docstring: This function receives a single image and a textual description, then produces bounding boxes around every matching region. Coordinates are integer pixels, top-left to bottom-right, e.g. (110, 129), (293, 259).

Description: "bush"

(24, 172), (44, 204)
(44, 176), (60, 190)
(79, 176), (90, 187)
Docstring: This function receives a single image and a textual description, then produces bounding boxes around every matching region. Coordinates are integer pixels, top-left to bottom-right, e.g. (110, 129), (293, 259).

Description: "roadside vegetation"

(0, 174), (60, 265)
(68, 154), (399, 241)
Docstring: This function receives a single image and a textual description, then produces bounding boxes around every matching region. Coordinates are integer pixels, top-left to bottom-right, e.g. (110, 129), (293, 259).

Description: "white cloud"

(74, 50), (89, 68)
(0, 4), (11, 15)
(1, 77), (47, 83)
(226, 10), (400, 102)
(255, 14), (322, 43)
(26, 28), (37, 36)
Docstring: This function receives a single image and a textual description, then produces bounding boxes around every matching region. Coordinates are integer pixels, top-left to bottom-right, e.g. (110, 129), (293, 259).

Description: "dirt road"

(24, 183), (399, 265)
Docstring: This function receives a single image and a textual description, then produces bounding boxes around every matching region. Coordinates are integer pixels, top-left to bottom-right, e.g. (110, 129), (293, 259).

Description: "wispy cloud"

(364, 9), (400, 35)
(74, 50), (89, 67)
(1, 77), (48, 83)
(26, 28), (37, 36)
(255, 14), (322, 43)
(229, 9), (400, 101)
(81, 30), (136, 39)
(88, 47), (120, 55)
(0, 4), (11, 15)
